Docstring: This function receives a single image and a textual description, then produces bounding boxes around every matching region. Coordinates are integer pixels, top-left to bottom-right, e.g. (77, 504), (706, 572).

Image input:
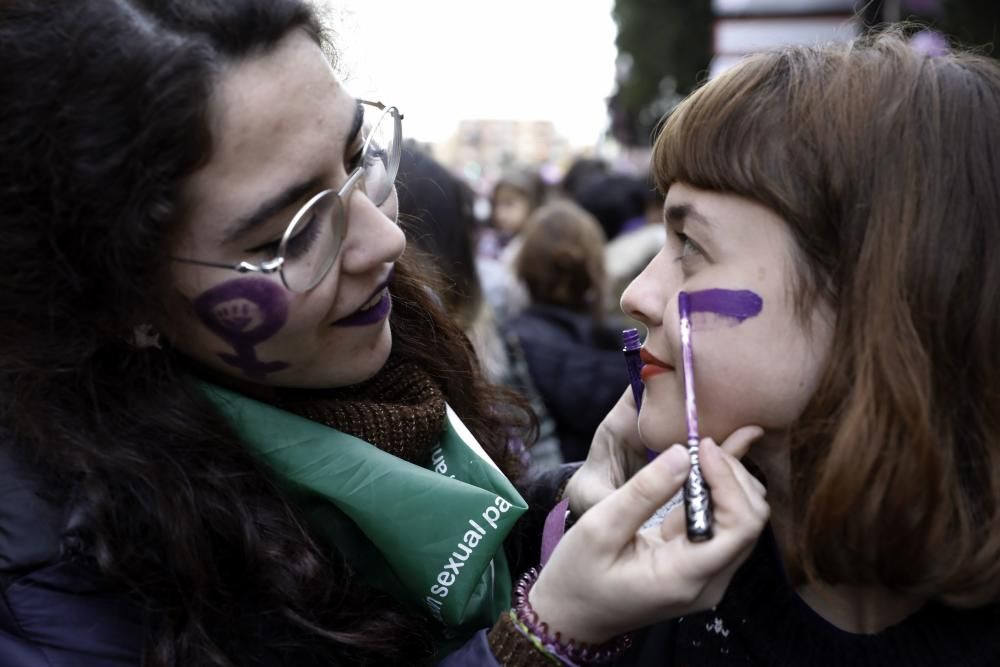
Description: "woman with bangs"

(567, 26), (1000, 666)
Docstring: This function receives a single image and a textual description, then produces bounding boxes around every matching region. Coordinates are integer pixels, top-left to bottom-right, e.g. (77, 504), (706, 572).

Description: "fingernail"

(699, 438), (717, 458)
(663, 444), (689, 476)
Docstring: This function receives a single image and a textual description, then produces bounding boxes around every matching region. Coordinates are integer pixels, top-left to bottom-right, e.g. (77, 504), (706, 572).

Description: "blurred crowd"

(396, 141), (666, 470)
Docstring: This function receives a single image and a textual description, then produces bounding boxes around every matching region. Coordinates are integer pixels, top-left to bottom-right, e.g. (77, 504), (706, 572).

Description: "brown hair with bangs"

(652, 29), (1000, 607)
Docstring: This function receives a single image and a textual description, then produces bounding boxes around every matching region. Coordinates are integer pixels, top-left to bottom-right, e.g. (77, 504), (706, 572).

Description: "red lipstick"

(639, 348), (674, 381)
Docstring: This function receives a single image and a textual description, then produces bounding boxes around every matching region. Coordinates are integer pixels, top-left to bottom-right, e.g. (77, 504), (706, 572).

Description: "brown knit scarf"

(272, 354), (447, 466)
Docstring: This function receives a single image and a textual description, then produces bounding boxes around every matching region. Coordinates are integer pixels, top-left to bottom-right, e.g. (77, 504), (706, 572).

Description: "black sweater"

(622, 527), (1000, 666)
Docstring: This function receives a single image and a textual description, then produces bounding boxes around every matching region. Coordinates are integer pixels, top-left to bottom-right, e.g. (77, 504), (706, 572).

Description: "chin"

(321, 324), (394, 388)
(269, 326), (395, 389)
(637, 412), (687, 453)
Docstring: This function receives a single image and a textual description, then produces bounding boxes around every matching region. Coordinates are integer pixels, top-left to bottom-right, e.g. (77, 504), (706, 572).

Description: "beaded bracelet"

(512, 567), (632, 665)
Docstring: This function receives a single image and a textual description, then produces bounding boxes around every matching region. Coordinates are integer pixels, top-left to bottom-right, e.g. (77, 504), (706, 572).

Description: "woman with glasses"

(0, 1), (767, 665)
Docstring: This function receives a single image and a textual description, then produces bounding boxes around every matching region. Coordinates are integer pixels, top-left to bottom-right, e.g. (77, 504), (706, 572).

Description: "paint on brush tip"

(687, 289), (763, 327)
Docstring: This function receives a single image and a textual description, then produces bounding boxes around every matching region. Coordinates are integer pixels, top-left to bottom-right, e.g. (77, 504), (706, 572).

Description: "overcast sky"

(317, 0), (619, 148)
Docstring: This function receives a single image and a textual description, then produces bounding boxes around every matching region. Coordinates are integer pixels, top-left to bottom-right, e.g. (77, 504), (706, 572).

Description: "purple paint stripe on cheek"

(686, 289), (763, 324)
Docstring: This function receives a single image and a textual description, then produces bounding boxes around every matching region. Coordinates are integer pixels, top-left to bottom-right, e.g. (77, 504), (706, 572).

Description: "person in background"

(572, 171), (649, 242)
(480, 167), (547, 260)
(0, 3), (769, 664)
(396, 143), (483, 332)
(511, 201), (627, 463)
(603, 174), (667, 322)
(396, 144), (562, 472)
(477, 167), (547, 327)
(559, 156), (609, 202)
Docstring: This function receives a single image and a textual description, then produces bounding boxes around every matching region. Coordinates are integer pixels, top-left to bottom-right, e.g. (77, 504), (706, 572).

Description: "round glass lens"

(279, 190), (344, 292)
(360, 105), (400, 207)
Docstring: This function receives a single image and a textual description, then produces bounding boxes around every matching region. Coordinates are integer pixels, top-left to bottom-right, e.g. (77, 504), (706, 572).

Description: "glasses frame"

(172, 99), (403, 293)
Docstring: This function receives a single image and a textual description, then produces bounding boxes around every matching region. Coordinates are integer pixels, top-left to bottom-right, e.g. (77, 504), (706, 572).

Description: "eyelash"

(346, 145), (364, 172)
(247, 210), (322, 260)
(248, 237), (280, 257)
(245, 143), (365, 257)
(673, 231), (702, 263)
(285, 211), (323, 259)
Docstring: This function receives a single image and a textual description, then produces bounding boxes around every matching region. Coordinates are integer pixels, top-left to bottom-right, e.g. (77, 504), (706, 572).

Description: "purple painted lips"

(333, 283), (392, 327)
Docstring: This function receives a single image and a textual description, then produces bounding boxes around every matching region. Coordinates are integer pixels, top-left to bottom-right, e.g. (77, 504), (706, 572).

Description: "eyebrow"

(221, 176), (323, 244)
(220, 101), (366, 245)
(664, 203), (713, 231)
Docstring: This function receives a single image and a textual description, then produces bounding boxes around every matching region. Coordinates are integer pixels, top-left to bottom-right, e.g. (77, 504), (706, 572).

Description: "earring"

(130, 323), (162, 349)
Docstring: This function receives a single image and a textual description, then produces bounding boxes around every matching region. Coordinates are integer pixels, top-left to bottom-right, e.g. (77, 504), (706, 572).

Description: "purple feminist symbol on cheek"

(193, 278), (291, 379)
(686, 289), (763, 328)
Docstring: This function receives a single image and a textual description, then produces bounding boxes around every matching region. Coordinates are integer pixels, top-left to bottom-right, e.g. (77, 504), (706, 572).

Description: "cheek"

(693, 317), (824, 435)
(191, 278), (290, 346)
(172, 277), (317, 360)
(636, 324), (807, 449)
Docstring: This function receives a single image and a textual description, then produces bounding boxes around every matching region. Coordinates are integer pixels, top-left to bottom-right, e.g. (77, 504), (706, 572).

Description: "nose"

(338, 185), (406, 274)
(620, 247), (674, 327)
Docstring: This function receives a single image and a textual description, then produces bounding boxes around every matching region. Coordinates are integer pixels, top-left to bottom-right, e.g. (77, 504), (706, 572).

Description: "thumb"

(581, 444), (690, 547)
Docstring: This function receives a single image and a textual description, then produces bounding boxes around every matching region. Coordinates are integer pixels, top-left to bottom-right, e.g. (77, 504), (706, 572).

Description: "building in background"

(610, 0), (951, 149)
(433, 119), (573, 200)
(711, 0), (860, 77)
(711, 0), (943, 76)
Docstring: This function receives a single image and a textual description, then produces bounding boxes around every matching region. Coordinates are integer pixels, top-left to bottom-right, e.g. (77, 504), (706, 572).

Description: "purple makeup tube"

(622, 328), (656, 462)
(679, 292), (713, 541)
(622, 328), (644, 411)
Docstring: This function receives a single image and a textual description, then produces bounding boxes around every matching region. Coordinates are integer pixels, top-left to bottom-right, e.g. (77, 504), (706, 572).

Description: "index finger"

(718, 425), (764, 460)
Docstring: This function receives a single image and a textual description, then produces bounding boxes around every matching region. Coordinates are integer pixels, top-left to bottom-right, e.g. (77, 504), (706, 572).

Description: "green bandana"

(200, 382), (527, 632)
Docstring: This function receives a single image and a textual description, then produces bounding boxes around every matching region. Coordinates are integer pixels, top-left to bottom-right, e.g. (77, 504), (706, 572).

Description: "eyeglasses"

(173, 100), (403, 293)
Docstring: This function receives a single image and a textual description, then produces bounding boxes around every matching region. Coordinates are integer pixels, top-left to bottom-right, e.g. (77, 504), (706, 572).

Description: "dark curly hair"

(0, 1), (530, 664)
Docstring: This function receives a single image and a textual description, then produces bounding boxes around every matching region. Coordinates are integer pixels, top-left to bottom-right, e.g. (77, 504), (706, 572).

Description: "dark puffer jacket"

(0, 440), (142, 666)
(510, 304), (627, 463)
